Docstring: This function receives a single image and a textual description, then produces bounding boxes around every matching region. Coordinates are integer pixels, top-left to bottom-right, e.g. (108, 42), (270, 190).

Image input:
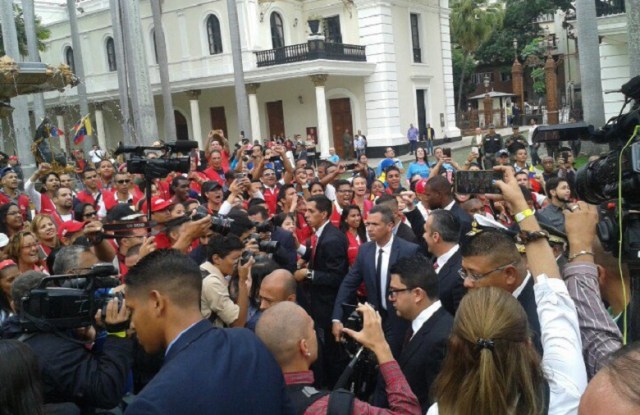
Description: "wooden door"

(267, 100), (285, 140)
(329, 98), (353, 158)
(174, 110), (189, 141)
(209, 106), (228, 136)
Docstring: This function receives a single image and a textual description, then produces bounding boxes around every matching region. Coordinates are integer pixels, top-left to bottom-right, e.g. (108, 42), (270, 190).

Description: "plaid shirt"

(284, 361), (421, 415)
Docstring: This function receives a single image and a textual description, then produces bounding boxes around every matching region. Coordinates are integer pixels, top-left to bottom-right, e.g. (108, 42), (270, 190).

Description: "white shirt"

(512, 272), (531, 299)
(426, 276), (587, 415)
(411, 300), (442, 340)
(296, 220), (330, 257)
(376, 236), (394, 310)
(88, 148), (105, 163)
(417, 202), (430, 221)
(325, 183), (336, 201)
(435, 244), (459, 274)
(443, 200), (455, 211)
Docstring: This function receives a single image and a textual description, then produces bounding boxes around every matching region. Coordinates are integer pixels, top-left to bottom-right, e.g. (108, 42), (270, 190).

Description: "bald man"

(579, 343), (640, 415)
(259, 269), (297, 311)
(256, 302), (421, 415)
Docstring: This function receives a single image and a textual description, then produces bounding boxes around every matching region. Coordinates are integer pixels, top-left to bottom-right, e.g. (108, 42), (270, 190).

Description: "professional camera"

(18, 264), (121, 333)
(254, 220), (274, 234)
(192, 206), (233, 235)
(115, 140), (198, 179)
(247, 232), (279, 254)
(345, 162), (359, 170)
(342, 308), (364, 356)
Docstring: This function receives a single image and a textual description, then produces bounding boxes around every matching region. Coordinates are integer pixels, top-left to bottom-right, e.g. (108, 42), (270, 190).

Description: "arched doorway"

(174, 110), (189, 140)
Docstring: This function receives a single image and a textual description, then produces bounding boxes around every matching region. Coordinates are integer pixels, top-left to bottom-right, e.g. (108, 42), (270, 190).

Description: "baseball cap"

(8, 155), (17, 161)
(141, 196), (174, 214)
(497, 149), (509, 157)
(0, 167), (14, 178)
(415, 179), (429, 194)
(380, 159), (395, 172)
(58, 220), (85, 239)
(0, 259), (16, 271)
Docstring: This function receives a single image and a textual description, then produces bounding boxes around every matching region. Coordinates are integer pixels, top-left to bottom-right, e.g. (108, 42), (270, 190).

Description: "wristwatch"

(306, 270), (314, 280)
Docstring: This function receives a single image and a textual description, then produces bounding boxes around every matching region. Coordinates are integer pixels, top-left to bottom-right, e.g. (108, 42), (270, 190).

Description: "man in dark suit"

(423, 210), (466, 316)
(123, 249), (293, 415)
(293, 195), (349, 387)
(388, 256), (453, 412)
(375, 194), (418, 245)
(331, 205), (420, 358)
(405, 175), (472, 243)
(459, 228), (542, 354)
(248, 205), (297, 273)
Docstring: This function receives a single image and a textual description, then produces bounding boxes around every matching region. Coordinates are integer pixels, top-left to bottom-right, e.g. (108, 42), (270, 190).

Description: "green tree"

(450, 0), (504, 113)
(475, 0), (572, 65)
(0, 4), (50, 57)
(452, 47), (477, 111)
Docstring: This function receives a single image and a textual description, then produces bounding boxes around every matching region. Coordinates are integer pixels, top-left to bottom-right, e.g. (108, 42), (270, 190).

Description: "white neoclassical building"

(34, 0), (460, 158)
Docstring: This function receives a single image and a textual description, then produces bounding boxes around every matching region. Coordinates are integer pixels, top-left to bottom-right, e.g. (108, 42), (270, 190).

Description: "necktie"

(403, 327), (414, 348)
(310, 234), (318, 267)
(433, 261), (440, 271)
(376, 248), (384, 304)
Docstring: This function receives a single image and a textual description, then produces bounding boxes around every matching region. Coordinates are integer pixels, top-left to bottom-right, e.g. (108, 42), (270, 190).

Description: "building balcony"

(255, 40), (366, 68)
(596, 0), (625, 17)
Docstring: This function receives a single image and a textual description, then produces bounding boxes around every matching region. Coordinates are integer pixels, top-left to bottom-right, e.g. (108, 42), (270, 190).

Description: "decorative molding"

(245, 83), (261, 94)
(310, 74), (328, 86)
(186, 89), (202, 99)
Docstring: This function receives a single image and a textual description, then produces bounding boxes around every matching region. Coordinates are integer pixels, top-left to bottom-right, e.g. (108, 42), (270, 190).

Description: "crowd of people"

(0, 127), (636, 415)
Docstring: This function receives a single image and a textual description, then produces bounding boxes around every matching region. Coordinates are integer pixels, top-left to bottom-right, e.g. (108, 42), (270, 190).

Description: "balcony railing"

(596, 0), (625, 16)
(255, 40), (366, 68)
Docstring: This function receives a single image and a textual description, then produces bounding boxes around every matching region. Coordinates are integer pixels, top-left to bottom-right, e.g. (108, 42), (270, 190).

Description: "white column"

(439, 0), (461, 138)
(311, 74), (331, 159)
(246, 83), (261, 142)
(56, 114), (67, 153)
(187, 90), (204, 149)
(94, 106), (107, 151)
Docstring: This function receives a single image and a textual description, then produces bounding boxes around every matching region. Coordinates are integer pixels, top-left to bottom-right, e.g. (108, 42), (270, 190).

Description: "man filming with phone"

(256, 301), (421, 415)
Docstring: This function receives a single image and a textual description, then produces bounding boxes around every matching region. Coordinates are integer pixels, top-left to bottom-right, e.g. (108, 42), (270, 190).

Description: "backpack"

(286, 384), (355, 415)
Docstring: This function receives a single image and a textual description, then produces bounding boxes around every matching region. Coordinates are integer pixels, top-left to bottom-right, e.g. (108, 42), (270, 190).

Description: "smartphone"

(471, 146), (479, 155)
(454, 170), (503, 194)
(37, 245), (48, 261)
(443, 148), (452, 158)
(235, 172), (247, 180)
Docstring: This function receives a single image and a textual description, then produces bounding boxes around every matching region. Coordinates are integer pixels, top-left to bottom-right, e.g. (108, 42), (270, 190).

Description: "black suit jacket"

(271, 227), (297, 273)
(301, 223), (349, 328)
(399, 307), (453, 412)
(517, 276), (543, 355)
(332, 237), (420, 356)
(395, 222), (418, 244)
(404, 203), (472, 252)
(437, 250), (466, 316)
(449, 202), (473, 236)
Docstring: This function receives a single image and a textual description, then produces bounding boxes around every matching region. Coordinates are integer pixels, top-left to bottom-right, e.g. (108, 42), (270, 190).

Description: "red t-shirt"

(0, 192), (31, 221)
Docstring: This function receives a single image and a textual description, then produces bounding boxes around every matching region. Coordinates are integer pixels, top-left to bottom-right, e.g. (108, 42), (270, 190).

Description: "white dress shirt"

(376, 236), (394, 310)
(512, 272), (532, 299)
(443, 200), (455, 211)
(435, 244), (459, 274)
(426, 276), (587, 415)
(296, 220), (330, 257)
(411, 300), (442, 340)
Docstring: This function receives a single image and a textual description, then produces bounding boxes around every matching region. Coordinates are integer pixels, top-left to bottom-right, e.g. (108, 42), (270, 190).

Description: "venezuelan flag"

(72, 115), (92, 145)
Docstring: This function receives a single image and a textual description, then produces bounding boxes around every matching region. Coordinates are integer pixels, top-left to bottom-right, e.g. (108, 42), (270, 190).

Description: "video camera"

(18, 263), (122, 333)
(114, 140), (198, 179)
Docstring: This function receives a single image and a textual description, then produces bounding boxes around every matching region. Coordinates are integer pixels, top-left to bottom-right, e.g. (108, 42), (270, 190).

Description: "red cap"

(8, 155), (17, 161)
(58, 220), (85, 239)
(141, 196), (174, 214)
(0, 259), (16, 271)
(415, 179), (429, 195)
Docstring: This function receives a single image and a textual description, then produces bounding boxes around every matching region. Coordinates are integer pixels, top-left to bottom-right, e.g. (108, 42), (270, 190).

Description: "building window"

(65, 46), (75, 73)
(106, 37), (117, 71)
(410, 13), (421, 63)
(151, 29), (159, 63)
(270, 12), (284, 49)
(323, 15), (342, 43)
(206, 15), (223, 55)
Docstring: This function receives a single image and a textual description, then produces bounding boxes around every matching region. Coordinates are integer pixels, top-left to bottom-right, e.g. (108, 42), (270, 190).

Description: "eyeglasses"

(83, 211), (97, 218)
(458, 261), (517, 282)
(337, 189), (353, 194)
(387, 287), (414, 299)
(263, 172), (275, 177)
(116, 179), (131, 184)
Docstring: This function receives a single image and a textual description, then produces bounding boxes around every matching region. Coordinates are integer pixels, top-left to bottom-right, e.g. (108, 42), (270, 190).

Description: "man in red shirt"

(75, 167), (116, 219)
(256, 301), (421, 415)
(260, 167), (280, 216)
(0, 167), (31, 221)
(97, 159), (116, 190)
(204, 150), (227, 187)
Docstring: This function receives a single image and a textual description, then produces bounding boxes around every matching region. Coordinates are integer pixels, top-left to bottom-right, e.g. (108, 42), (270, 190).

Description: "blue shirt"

(407, 127), (419, 141)
(406, 161), (430, 179)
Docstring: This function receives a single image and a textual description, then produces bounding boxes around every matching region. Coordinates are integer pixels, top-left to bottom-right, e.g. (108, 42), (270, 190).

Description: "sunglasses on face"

(116, 179), (131, 184)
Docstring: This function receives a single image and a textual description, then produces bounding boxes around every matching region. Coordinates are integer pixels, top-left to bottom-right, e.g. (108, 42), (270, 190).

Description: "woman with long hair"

(309, 181), (325, 196)
(0, 203), (25, 238)
(406, 147), (430, 180)
(370, 179), (386, 202)
(339, 205), (366, 266)
(73, 203), (97, 222)
(6, 231), (47, 274)
(0, 339), (45, 415)
(24, 165), (60, 218)
(351, 176), (373, 218)
(31, 214), (59, 258)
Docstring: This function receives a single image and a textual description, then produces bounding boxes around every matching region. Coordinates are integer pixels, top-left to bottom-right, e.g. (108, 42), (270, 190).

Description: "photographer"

(200, 234), (253, 328)
(248, 205), (296, 273)
(0, 271), (133, 412)
(256, 301), (421, 415)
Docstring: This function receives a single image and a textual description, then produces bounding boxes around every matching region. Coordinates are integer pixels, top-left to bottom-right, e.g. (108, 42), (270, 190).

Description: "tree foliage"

(452, 47), (477, 108)
(0, 4), (50, 57)
(474, 0), (573, 66)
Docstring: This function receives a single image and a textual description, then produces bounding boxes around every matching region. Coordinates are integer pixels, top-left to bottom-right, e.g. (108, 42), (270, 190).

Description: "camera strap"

(285, 384), (329, 415)
(327, 389), (355, 415)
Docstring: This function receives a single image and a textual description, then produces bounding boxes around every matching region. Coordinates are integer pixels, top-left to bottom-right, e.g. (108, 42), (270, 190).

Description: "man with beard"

(539, 177), (571, 232)
(53, 187), (74, 224)
(75, 167), (116, 219)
